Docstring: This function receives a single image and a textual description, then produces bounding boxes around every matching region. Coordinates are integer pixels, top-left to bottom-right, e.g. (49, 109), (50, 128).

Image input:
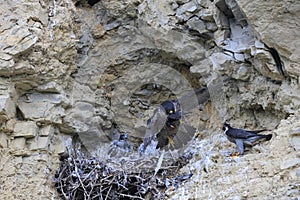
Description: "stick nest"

(54, 147), (193, 200)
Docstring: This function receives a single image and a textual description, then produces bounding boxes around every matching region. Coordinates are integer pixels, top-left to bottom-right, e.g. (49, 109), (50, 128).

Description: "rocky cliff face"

(0, 0), (299, 199)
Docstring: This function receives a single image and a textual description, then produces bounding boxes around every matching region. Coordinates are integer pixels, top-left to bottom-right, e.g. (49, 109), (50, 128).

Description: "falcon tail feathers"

(246, 129), (268, 134)
(251, 133), (272, 141)
(265, 134), (272, 141)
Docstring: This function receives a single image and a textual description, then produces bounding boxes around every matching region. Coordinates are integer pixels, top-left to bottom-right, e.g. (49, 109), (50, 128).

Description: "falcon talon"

(223, 122), (272, 155)
(230, 152), (240, 157)
(167, 136), (175, 147)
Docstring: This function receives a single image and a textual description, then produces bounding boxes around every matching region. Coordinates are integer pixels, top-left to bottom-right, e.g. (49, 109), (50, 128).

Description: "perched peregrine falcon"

(223, 122), (272, 155)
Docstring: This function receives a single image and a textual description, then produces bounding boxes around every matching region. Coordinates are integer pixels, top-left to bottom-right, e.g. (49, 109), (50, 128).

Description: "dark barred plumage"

(223, 122), (272, 155)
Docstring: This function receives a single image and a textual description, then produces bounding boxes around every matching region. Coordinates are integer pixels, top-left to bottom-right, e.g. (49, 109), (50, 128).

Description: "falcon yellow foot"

(230, 152), (240, 158)
(167, 136), (175, 147)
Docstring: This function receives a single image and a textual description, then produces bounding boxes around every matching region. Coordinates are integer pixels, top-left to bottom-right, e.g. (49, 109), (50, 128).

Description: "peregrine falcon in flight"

(141, 87), (210, 151)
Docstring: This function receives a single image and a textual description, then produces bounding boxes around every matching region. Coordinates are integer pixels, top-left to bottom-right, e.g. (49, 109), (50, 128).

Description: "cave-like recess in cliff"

(53, 0), (296, 199)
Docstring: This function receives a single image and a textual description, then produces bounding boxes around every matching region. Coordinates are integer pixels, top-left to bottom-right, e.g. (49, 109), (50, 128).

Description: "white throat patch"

(223, 126), (229, 135)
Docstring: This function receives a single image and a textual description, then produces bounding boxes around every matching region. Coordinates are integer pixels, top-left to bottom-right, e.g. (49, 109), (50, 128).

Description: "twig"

(87, 178), (95, 199)
(60, 179), (68, 199)
(72, 159), (89, 199)
(153, 150), (165, 177)
(118, 193), (146, 200)
(104, 185), (112, 200)
(82, 167), (97, 182)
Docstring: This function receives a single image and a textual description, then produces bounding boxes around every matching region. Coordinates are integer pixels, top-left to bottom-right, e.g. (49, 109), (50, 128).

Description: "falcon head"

(222, 122), (231, 133)
(119, 133), (128, 141)
(161, 100), (181, 120)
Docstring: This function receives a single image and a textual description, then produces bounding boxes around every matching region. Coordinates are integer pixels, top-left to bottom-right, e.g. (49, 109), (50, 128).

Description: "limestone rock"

(214, 29), (230, 46)
(0, 53), (14, 71)
(197, 8), (215, 22)
(0, 93), (15, 123)
(1, 119), (16, 133)
(175, 0), (190, 4)
(0, 26), (37, 56)
(36, 82), (64, 93)
(225, 0), (247, 26)
(17, 93), (66, 121)
(186, 16), (208, 34)
(0, 134), (8, 148)
(232, 65), (250, 80)
(28, 137), (50, 151)
(52, 137), (66, 155)
(13, 121), (38, 138)
(290, 128), (300, 151)
(18, 101), (54, 120)
(90, 24), (106, 38)
(39, 125), (55, 136)
(280, 158), (300, 170)
(62, 102), (94, 133)
(206, 22), (218, 31)
(10, 137), (26, 150)
(71, 82), (96, 103)
(213, 3), (230, 29)
(237, 0), (300, 77)
(8, 62), (36, 76)
(296, 167), (300, 178)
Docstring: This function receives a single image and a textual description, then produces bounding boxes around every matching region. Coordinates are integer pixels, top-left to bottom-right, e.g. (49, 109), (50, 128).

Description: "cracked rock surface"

(0, 0), (299, 199)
